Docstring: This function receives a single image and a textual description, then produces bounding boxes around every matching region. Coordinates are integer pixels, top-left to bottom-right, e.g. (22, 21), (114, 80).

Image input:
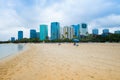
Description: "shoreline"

(0, 43), (29, 63)
(0, 43), (120, 80)
(0, 42), (120, 44)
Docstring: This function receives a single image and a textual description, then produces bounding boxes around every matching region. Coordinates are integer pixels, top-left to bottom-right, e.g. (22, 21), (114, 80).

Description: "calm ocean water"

(0, 44), (25, 59)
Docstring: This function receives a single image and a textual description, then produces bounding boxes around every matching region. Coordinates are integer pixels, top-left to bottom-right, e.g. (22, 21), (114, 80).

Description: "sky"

(0, 0), (120, 41)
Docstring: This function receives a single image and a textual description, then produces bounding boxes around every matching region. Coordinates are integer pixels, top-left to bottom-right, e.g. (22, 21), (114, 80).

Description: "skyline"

(2, 22), (120, 41)
(0, 0), (120, 41)
(11, 22), (120, 41)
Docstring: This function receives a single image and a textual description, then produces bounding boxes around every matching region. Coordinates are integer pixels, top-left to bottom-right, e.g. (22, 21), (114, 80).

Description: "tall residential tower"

(72, 24), (80, 38)
(80, 23), (88, 36)
(51, 22), (60, 40)
(18, 31), (23, 40)
(40, 25), (48, 41)
(102, 29), (109, 36)
(92, 29), (99, 35)
(63, 26), (74, 39)
(30, 29), (37, 39)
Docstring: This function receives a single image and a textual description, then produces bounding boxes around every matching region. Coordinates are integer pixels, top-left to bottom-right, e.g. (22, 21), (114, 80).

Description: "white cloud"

(0, 0), (120, 41)
(89, 14), (120, 28)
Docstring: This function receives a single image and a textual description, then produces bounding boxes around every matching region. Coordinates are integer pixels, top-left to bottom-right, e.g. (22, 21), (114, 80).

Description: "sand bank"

(0, 43), (120, 80)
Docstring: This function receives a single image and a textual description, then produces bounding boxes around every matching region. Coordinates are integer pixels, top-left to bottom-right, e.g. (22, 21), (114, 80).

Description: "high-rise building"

(36, 32), (40, 39)
(102, 29), (109, 36)
(51, 22), (60, 40)
(103, 29), (109, 34)
(40, 25), (48, 40)
(72, 24), (80, 38)
(114, 30), (120, 34)
(60, 27), (63, 39)
(92, 29), (99, 35)
(80, 23), (88, 36)
(30, 29), (37, 38)
(63, 26), (68, 39)
(18, 31), (23, 40)
(11, 37), (15, 42)
(63, 26), (74, 39)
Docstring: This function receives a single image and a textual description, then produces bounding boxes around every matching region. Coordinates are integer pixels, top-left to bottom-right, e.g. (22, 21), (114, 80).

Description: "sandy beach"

(0, 43), (120, 80)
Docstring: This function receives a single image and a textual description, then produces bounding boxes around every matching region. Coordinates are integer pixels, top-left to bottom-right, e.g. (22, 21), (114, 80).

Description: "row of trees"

(80, 34), (120, 42)
(13, 38), (73, 43)
(0, 33), (120, 43)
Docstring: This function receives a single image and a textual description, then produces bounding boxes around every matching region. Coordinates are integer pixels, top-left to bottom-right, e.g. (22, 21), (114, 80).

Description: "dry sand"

(0, 43), (120, 80)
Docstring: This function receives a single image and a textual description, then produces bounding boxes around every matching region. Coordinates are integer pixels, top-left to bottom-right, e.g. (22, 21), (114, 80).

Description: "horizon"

(0, 0), (120, 41)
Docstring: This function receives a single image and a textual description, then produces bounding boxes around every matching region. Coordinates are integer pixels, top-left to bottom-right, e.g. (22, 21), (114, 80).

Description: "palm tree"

(62, 35), (65, 40)
(73, 35), (77, 39)
(65, 32), (68, 39)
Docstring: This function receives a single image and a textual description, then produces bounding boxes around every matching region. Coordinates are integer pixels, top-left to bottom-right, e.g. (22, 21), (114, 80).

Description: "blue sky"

(0, 0), (120, 41)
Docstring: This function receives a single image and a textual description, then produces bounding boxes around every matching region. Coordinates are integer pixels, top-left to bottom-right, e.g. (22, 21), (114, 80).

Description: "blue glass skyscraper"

(51, 22), (60, 40)
(40, 25), (48, 40)
(72, 24), (80, 38)
(11, 37), (15, 42)
(30, 29), (37, 38)
(92, 29), (99, 35)
(102, 29), (109, 36)
(115, 30), (120, 34)
(18, 31), (23, 40)
(103, 29), (109, 34)
(36, 32), (40, 39)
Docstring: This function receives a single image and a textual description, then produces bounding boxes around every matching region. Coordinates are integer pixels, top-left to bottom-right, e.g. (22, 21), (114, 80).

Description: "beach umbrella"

(72, 39), (79, 42)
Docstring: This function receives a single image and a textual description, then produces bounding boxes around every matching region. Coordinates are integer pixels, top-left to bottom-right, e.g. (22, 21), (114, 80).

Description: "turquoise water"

(0, 44), (25, 59)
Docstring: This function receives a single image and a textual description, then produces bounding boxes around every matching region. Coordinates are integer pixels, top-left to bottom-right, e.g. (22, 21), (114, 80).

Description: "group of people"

(73, 42), (79, 46)
(58, 42), (79, 46)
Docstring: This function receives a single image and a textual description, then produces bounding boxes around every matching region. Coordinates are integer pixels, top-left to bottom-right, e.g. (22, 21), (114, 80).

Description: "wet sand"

(0, 43), (120, 80)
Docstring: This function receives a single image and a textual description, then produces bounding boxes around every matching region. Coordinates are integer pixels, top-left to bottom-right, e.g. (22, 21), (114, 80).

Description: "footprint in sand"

(43, 75), (47, 79)
(75, 73), (78, 76)
(61, 78), (65, 80)
(71, 78), (74, 80)
(2, 71), (7, 75)
(89, 75), (94, 78)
